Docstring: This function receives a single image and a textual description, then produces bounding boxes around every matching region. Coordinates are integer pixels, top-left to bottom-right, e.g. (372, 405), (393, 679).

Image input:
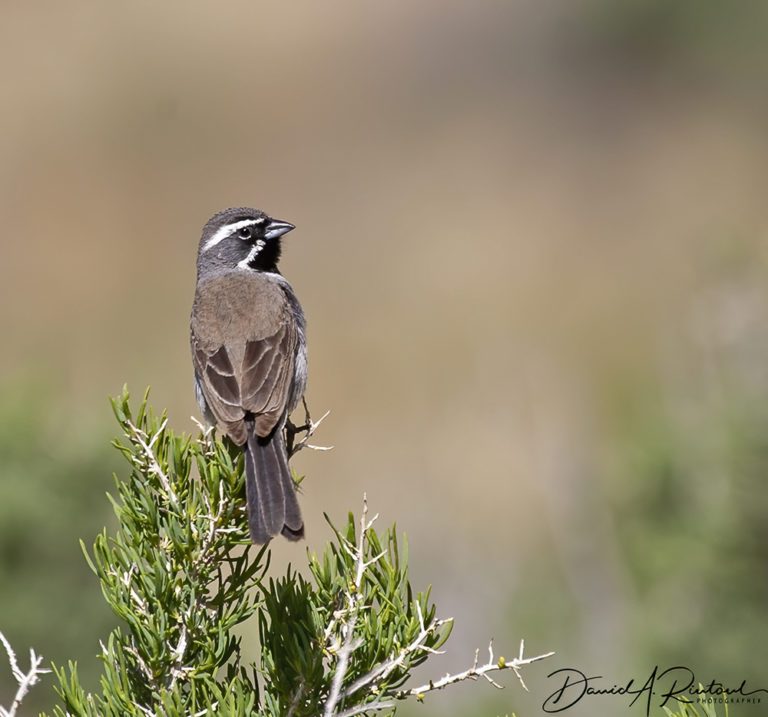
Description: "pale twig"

(125, 417), (178, 503)
(340, 612), (451, 700)
(118, 639), (154, 684)
(191, 416), (217, 458)
(397, 639), (555, 699)
(196, 479), (230, 566)
(285, 677), (306, 717)
(287, 398), (333, 457)
(0, 631), (51, 717)
(323, 600), (360, 715)
(121, 563), (147, 613)
(323, 496), (377, 717)
(192, 706), (219, 717)
(170, 453), (230, 686)
(333, 700), (396, 717)
(168, 624), (189, 686)
(134, 702), (156, 717)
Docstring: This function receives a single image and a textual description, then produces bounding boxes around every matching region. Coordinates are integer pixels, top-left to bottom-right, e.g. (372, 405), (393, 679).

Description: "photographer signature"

(543, 666), (767, 715)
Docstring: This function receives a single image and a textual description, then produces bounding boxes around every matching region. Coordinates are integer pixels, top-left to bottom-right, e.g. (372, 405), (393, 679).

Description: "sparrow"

(190, 207), (307, 544)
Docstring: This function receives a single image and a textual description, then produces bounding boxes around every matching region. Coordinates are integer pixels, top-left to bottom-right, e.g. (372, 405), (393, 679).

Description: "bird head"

(197, 207), (295, 277)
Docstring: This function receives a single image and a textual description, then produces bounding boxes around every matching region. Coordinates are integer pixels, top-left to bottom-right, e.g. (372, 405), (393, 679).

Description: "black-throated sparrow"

(190, 207), (307, 544)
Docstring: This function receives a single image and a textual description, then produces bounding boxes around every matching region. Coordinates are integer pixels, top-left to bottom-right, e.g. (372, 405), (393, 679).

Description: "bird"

(190, 207), (307, 544)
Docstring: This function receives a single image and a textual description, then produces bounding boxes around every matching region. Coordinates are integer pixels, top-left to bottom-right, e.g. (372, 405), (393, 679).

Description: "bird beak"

(264, 219), (296, 240)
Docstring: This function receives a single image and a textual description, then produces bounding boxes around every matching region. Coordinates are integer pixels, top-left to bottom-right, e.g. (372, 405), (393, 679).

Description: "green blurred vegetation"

(0, 379), (118, 712)
(584, 0), (768, 69)
(612, 388), (768, 675)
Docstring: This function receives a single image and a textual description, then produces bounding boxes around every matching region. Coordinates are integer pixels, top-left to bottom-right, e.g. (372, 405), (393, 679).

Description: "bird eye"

(238, 227), (252, 239)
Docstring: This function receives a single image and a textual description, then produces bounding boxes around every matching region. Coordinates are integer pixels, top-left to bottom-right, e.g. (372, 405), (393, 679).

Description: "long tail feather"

(243, 428), (304, 544)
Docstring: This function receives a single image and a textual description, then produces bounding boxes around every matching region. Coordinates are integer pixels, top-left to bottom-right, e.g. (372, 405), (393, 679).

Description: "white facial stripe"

(236, 239), (266, 269)
(202, 217), (266, 252)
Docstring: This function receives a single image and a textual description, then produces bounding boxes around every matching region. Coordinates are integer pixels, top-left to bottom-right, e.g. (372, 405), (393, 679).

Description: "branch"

(124, 417), (178, 504)
(397, 639), (555, 698)
(285, 677), (305, 717)
(287, 398), (333, 457)
(0, 630), (50, 717)
(323, 496), (379, 717)
(340, 602), (450, 700)
(333, 699), (396, 717)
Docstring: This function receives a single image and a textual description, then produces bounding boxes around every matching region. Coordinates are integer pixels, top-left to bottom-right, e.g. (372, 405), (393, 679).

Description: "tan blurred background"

(2, 1), (768, 715)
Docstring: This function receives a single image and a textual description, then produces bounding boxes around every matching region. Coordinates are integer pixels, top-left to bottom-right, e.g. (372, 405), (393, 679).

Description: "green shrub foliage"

(41, 388), (545, 716)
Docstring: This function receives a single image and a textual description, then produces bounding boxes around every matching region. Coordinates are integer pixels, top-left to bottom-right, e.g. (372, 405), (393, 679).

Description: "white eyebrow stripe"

(202, 218), (265, 251)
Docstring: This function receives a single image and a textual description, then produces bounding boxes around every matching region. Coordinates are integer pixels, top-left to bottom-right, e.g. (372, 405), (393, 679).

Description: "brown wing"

(241, 321), (298, 436)
(192, 320), (297, 443)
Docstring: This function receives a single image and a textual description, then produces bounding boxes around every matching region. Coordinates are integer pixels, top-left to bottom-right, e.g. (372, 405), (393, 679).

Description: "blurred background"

(2, 1), (768, 715)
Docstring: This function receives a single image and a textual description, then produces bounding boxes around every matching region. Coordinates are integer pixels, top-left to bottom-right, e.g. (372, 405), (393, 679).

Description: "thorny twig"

(397, 639), (555, 698)
(333, 700), (396, 717)
(287, 397), (333, 457)
(340, 601), (450, 701)
(190, 416), (217, 458)
(285, 677), (306, 717)
(323, 496), (384, 717)
(125, 417), (178, 504)
(0, 631), (50, 717)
